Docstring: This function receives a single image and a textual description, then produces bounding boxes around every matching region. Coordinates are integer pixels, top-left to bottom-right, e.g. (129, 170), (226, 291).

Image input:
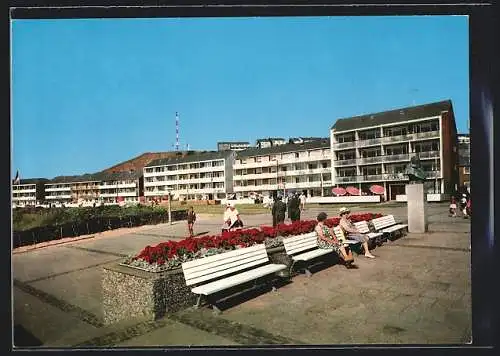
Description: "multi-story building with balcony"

(457, 133), (470, 190)
(233, 139), (332, 199)
(68, 174), (101, 202)
(97, 171), (143, 203)
(44, 177), (74, 204)
(330, 100), (458, 201)
(143, 151), (235, 201)
(12, 178), (48, 207)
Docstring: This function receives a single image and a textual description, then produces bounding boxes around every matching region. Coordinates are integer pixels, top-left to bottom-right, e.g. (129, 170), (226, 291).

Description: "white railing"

(357, 156), (385, 165)
(13, 188), (36, 193)
(335, 176), (358, 183)
(417, 151), (440, 159)
(333, 159), (356, 167)
(45, 187), (71, 192)
(45, 195), (72, 199)
(381, 153), (410, 163)
(332, 141), (356, 150)
(358, 174), (384, 182)
(233, 172), (277, 181)
(411, 131), (440, 140)
(356, 137), (384, 147)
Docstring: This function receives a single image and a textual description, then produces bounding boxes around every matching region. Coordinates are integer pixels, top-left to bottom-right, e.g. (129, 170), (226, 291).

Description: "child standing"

(187, 206), (196, 238)
(449, 196), (457, 217)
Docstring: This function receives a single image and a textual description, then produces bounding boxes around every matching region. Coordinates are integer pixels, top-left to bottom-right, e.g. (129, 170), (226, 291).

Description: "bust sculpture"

(405, 155), (427, 183)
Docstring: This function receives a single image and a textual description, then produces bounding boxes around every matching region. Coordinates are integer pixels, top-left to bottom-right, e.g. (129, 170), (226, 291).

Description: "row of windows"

(146, 160), (225, 173)
(335, 121), (441, 142)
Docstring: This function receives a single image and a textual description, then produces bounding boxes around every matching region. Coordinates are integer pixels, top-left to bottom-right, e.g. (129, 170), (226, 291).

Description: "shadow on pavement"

(13, 325), (43, 347)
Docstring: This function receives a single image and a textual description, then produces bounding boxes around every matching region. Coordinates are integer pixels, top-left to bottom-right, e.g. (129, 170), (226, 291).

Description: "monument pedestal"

(406, 183), (427, 233)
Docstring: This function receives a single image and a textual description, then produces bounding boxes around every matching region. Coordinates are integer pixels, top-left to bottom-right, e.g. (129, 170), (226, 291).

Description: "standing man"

(299, 192), (306, 211)
(272, 195), (287, 227)
(289, 192), (301, 222)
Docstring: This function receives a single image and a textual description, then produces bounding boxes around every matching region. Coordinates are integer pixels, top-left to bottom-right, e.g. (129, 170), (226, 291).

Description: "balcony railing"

(335, 176), (358, 183)
(332, 141), (356, 150)
(358, 174), (384, 182)
(417, 151), (440, 159)
(356, 137), (383, 148)
(333, 158), (356, 167)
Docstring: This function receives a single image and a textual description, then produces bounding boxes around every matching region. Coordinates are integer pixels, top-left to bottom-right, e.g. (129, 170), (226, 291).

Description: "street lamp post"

(167, 188), (172, 225)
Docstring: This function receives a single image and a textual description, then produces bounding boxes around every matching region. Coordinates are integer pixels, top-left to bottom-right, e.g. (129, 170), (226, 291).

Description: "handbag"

(344, 248), (354, 263)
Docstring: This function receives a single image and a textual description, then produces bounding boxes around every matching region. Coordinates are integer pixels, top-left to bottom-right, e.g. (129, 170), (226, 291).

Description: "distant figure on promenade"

(449, 196), (457, 217)
(288, 192), (301, 222)
(222, 202), (244, 232)
(460, 194), (469, 219)
(299, 192), (306, 211)
(338, 207), (376, 259)
(272, 195), (287, 227)
(315, 212), (354, 268)
(187, 206), (196, 238)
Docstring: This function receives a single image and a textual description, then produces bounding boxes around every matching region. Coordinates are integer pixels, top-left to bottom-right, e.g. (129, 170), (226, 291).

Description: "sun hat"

(339, 207), (350, 215)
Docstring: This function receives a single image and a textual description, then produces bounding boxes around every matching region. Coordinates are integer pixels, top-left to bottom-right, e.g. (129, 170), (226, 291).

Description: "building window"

(463, 167), (470, 174)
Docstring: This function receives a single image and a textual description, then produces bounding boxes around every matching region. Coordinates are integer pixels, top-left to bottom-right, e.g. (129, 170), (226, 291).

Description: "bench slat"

(182, 244), (265, 270)
(283, 232), (317, 243)
(186, 257), (270, 286)
(185, 252), (270, 281)
(285, 241), (319, 255)
(292, 248), (333, 261)
(183, 248), (267, 276)
(191, 263), (287, 295)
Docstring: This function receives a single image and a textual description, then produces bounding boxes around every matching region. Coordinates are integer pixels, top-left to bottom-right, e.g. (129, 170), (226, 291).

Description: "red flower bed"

(133, 213), (382, 266)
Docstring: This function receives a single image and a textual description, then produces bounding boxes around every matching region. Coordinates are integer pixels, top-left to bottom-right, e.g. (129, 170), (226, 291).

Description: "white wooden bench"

(372, 214), (408, 239)
(182, 244), (287, 314)
(332, 226), (362, 246)
(353, 220), (385, 245)
(282, 232), (349, 277)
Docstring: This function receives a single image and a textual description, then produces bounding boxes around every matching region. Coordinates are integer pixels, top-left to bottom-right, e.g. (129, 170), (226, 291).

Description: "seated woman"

(314, 212), (354, 268)
(338, 207), (376, 259)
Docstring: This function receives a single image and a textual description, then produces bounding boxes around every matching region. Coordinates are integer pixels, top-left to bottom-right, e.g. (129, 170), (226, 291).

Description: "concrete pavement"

(12, 202), (471, 347)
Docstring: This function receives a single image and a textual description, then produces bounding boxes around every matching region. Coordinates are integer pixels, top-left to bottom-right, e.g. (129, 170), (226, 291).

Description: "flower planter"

(103, 232), (317, 325)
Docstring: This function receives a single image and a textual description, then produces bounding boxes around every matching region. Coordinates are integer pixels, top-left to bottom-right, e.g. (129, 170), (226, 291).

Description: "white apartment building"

(143, 151), (235, 201)
(233, 139), (332, 198)
(98, 171), (143, 203)
(256, 137), (287, 149)
(44, 180), (73, 204)
(12, 178), (48, 207)
(330, 100), (458, 201)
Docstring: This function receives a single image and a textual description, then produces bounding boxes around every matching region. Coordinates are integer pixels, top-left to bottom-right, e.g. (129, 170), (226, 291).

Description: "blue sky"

(11, 16), (469, 179)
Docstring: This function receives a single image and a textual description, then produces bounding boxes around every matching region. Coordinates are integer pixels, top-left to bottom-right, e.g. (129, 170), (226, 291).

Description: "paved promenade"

(13, 202), (471, 347)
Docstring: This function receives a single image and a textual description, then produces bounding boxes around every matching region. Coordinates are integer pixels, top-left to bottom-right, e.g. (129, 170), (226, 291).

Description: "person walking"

(460, 193), (469, 219)
(272, 195), (287, 227)
(299, 192), (306, 211)
(449, 196), (457, 217)
(187, 206), (196, 238)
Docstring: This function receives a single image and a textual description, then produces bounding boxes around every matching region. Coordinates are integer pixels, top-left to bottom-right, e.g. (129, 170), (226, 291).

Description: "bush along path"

(122, 213), (382, 272)
(12, 205), (188, 249)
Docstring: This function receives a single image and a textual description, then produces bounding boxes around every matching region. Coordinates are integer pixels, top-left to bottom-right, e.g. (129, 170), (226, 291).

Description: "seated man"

(338, 207), (376, 259)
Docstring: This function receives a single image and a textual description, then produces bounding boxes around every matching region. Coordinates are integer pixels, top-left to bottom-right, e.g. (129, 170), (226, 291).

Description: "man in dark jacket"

(272, 196), (287, 227)
(288, 192), (301, 222)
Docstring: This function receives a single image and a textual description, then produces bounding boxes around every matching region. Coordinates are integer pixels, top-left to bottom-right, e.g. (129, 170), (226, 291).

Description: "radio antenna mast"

(175, 112), (180, 151)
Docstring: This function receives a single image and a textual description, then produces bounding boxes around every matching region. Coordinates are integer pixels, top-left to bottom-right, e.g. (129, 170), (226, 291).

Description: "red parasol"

(346, 186), (360, 196)
(369, 185), (385, 195)
(332, 187), (347, 196)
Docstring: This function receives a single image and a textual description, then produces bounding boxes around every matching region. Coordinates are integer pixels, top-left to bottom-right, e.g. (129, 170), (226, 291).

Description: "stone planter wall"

(102, 264), (196, 325)
(102, 246), (295, 325)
